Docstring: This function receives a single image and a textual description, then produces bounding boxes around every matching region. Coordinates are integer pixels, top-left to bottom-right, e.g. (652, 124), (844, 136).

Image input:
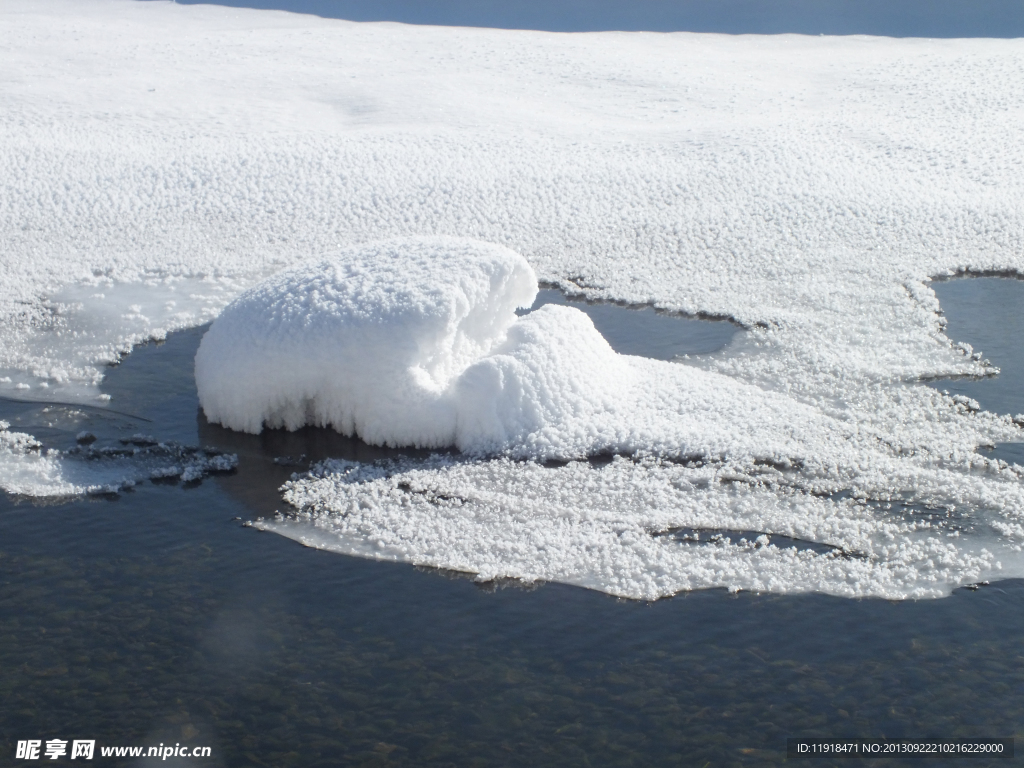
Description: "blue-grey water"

(931, 277), (1023, 418)
(527, 288), (739, 360)
(931, 277), (1024, 468)
(141, 0), (1024, 37)
(1, 281), (1022, 766)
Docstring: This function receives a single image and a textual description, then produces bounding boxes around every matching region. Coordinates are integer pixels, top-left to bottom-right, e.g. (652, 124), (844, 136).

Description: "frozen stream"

(3, 0), (1024, 755)
(0, 278), (1022, 764)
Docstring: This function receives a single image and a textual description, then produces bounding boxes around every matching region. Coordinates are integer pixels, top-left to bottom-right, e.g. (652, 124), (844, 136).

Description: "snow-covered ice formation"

(257, 455), (1024, 600)
(196, 238), (541, 448)
(0, 422), (237, 497)
(3, 0), (1024, 597)
(196, 237), (642, 456)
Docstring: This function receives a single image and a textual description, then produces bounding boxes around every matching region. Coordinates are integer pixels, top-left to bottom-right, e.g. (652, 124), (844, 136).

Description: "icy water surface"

(931, 276), (1024, 468)
(527, 288), (739, 360)
(1, 285), (1022, 766)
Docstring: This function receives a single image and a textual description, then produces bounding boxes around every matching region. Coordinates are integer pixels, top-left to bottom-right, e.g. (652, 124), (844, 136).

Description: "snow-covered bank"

(3, 0), (1024, 597)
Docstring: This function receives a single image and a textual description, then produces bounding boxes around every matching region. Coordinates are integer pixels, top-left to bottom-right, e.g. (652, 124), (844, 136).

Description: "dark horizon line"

(139, 0), (1024, 39)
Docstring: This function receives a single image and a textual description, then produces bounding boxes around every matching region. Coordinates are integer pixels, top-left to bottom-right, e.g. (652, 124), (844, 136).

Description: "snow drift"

(195, 237), (641, 456)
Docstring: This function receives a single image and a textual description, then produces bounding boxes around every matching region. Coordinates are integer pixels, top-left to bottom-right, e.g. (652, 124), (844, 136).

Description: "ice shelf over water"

(0, 422), (237, 497)
(3, 0), (1024, 598)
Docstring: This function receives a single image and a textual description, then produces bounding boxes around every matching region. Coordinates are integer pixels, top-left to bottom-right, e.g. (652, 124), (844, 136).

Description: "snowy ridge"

(3, 0), (1024, 597)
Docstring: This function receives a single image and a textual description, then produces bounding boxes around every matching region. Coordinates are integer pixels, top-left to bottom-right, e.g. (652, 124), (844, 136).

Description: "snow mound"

(455, 303), (634, 455)
(196, 238), (545, 449)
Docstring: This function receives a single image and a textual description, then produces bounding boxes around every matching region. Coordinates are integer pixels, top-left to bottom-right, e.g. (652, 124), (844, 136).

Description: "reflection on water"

(2, 284), (1024, 765)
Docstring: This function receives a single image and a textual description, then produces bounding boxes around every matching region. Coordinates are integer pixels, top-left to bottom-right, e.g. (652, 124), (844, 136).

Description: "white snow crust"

(259, 455), (1024, 600)
(4, 0), (1024, 598)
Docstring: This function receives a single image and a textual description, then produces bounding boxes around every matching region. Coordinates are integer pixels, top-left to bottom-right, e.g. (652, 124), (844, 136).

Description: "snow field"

(2, 0), (1024, 597)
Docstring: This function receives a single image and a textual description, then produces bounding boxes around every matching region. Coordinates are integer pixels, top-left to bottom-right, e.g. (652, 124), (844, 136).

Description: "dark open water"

(1, 281), (1022, 767)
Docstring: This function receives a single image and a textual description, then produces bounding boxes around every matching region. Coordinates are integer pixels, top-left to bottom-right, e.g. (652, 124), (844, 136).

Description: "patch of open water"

(527, 287), (739, 360)
(930, 276), (1024, 468)
(1, 283), (1022, 766)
